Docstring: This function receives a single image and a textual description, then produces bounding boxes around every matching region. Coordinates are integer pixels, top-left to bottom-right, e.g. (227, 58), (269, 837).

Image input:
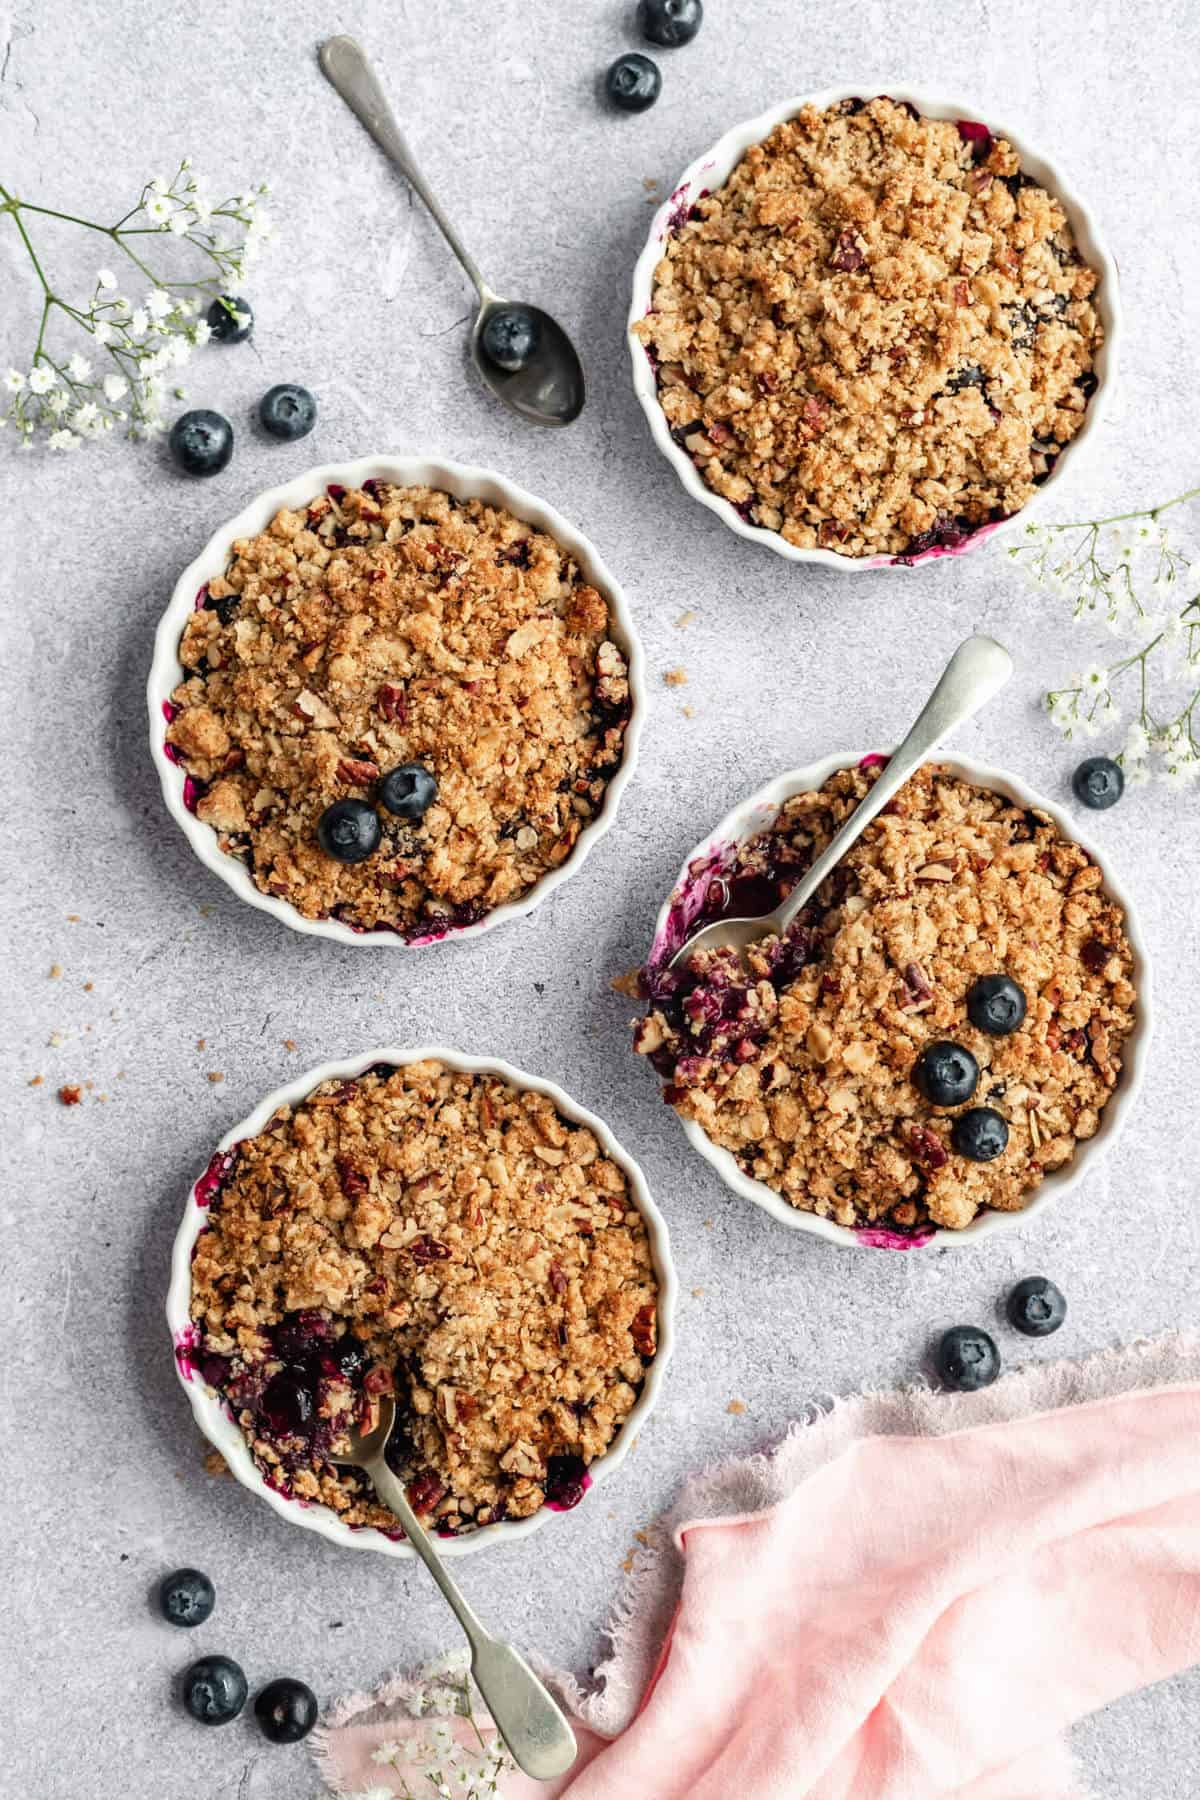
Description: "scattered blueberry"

(169, 410), (234, 477)
(160, 1567), (215, 1628)
(379, 763), (438, 821)
(259, 384), (317, 441)
(637, 0), (703, 45)
(480, 307), (540, 373)
(966, 974), (1027, 1037)
(182, 1654), (248, 1726)
(1007, 1275), (1067, 1337)
(206, 295), (254, 343)
(1072, 755), (1124, 811)
(316, 798), (382, 863)
(254, 1676), (319, 1745)
(913, 1040), (979, 1107)
(951, 1106), (1010, 1162)
(936, 1325), (1000, 1391)
(605, 52), (662, 112)
(260, 1372), (316, 1435)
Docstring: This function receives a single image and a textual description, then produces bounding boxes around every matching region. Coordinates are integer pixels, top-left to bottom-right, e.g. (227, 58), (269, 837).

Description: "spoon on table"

(670, 634), (1014, 971)
(318, 35), (585, 427)
(333, 1396), (578, 1782)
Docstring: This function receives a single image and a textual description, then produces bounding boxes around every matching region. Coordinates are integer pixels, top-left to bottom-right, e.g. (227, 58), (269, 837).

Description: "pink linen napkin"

(313, 1334), (1200, 1800)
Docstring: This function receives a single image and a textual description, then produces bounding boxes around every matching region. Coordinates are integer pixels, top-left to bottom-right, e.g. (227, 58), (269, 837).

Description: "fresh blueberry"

(316, 798), (381, 863)
(480, 307), (540, 373)
(638, 0), (703, 45)
(966, 974), (1027, 1036)
(1072, 755), (1124, 811)
(379, 763), (438, 821)
(951, 1106), (1010, 1162)
(206, 294), (254, 343)
(936, 1325), (1000, 1391)
(913, 1040), (979, 1107)
(1007, 1275), (1067, 1337)
(182, 1654), (248, 1726)
(160, 1567), (215, 1628)
(260, 1372), (315, 1435)
(254, 1676), (319, 1745)
(259, 384), (317, 441)
(169, 410), (234, 477)
(605, 52), (661, 112)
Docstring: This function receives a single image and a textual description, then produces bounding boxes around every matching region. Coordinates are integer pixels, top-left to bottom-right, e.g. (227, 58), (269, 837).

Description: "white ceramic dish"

(167, 1045), (676, 1559)
(628, 87), (1121, 570)
(147, 455), (644, 946)
(645, 752), (1151, 1248)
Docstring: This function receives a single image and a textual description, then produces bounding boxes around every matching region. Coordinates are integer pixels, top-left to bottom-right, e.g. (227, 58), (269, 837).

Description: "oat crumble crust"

(188, 1061), (659, 1533)
(633, 98), (1103, 557)
(634, 764), (1136, 1231)
(167, 483), (631, 935)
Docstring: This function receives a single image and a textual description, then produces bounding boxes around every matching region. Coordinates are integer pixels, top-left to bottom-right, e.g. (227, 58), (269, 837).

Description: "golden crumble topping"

(187, 1061), (659, 1533)
(166, 482), (632, 936)
(633, 98), (1103, 558)
(634, 764), (1136, 1232)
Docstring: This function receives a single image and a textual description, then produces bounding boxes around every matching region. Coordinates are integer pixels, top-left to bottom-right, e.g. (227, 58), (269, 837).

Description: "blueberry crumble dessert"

(166, 483), (632, 936)
(632, 763), (1136, 1231)
(633, 98), (1104, 557)
(187, 1061), (659, 1534)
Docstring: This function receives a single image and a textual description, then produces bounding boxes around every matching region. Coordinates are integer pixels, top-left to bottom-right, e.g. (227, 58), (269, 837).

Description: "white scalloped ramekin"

(644, 753), (1151, 1248)
(167, 1045), (676, 1559)
(147, 455), (644, 945)
(628, 87), (1121, 569)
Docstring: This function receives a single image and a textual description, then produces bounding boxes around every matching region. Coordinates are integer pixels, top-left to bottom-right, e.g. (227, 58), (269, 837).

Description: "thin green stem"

(1049, 484), (1200, 531)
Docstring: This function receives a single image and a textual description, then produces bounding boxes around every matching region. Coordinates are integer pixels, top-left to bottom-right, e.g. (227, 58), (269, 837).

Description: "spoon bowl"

(472, 299), (585, 426)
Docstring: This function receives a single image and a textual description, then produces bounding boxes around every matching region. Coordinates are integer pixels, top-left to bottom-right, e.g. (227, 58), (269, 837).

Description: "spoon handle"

(365, 1453), (577, 1781)
(318, 35), (492, 303)
(773, 634), (1014, 937)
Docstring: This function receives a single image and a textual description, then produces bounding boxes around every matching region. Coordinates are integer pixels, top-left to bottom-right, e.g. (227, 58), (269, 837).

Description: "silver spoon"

(319, 35), (585, 427)
(671, 634), (1014, 969)
(333, 1395), (578, 1782)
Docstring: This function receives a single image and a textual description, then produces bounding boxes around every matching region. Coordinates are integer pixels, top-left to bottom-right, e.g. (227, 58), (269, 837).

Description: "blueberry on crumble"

(379, 763), (438, 821)
(317, 798), (382, 864)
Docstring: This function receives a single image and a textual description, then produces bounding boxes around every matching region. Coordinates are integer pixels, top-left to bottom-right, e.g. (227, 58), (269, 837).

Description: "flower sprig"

(351, 1650), (517, 1799)
(1, 159), (272, 448)
(1006, 485), (1200, 791)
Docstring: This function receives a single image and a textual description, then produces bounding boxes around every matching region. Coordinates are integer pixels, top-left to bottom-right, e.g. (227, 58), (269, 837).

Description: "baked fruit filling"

(633, 763), (1136, 1232)
(166, 482), (632, 936)
(187, 1061), (659, 1534)
(634, 97), (1103, 558)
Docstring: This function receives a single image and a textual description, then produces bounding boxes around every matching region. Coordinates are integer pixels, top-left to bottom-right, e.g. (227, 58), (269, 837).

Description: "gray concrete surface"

(3, 1), (1199, 1794)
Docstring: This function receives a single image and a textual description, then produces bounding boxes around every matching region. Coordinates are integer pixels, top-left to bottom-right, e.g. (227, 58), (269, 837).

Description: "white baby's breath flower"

(128, 307), (149, 338)
(354, 1787), (396, 1800)
(97, 266), (117, 289)
(424, 1649), (472, 1681)
(1080, 663), (1109, 694)
(3, 368), (25, 392)
(1124, 723), (1151, 762)
(145, 287), (173, 321)
(65, 351), (92, 381)
(102, 373), (129, 402)
(166, 335), (192, 368)
(369, 1742), (401, 1766)
(91, 319), (115, 346)
(45, 388), (70, 415)
(28, 365), (56, 394)
(168, 208), (192, 235)
(47, 427), (80, 450)
(149, 173), (170, 194)
(145, 193), (172, 224)
(70, 401), (102, 436)
(190, 318), (212, 347)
